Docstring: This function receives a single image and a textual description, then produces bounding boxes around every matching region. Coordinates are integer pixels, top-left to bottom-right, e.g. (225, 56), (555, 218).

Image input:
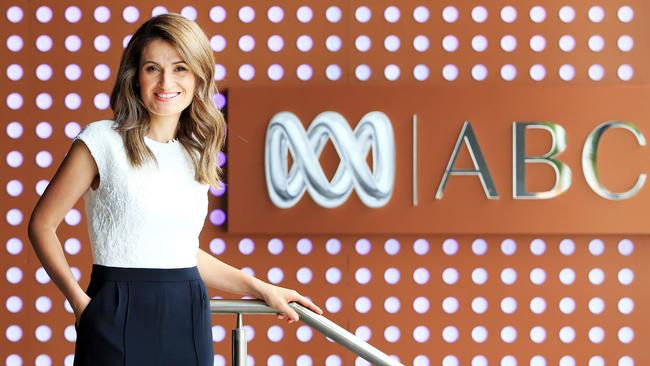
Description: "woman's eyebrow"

(142, 60), (187, 65)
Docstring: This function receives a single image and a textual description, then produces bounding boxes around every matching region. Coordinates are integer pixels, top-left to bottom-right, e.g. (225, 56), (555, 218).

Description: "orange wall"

(2, 2), (648, 365)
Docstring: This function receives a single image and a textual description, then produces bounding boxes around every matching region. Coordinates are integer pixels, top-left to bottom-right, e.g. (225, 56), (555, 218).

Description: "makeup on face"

(138, 39), (196, 125)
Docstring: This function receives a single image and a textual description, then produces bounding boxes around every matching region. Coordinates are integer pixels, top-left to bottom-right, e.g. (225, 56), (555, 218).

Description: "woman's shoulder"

(81, 119), (118, 133)
(78, 119), (122, 142)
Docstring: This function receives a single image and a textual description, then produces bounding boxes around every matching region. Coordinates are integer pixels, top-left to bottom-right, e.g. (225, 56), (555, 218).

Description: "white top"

(73, 120), (210, 268)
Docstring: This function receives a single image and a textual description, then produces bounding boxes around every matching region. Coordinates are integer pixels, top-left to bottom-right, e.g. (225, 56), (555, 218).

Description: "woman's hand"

(255, 282), (323, 323)
(72, 294), (91, 327)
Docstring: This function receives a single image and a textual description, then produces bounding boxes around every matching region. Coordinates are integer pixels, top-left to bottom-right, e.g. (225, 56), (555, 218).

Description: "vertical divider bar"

(413, 113), (418, 206)
(232, 313), (247, 366)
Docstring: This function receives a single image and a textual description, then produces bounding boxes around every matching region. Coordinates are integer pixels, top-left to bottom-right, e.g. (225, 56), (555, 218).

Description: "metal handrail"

(210, 299), (404, 366)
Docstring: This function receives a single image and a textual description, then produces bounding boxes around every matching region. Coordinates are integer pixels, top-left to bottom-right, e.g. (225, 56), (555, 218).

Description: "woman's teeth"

(155, 92), (180, 99)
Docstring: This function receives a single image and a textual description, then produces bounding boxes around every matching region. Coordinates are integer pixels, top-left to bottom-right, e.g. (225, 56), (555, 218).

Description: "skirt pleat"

(73, 265), (213, 366)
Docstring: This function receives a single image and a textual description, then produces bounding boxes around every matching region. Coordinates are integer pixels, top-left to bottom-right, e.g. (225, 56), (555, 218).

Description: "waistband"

(89, 264), (202, 282)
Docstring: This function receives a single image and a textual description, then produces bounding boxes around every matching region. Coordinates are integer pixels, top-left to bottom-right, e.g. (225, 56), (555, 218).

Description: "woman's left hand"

(256, 282), (323, 323)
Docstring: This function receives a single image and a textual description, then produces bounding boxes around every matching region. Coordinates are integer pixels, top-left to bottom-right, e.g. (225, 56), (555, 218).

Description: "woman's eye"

(144, 65), (187, 72)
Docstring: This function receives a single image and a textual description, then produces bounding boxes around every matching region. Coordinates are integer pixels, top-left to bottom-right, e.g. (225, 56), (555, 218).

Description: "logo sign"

(264, 111), (395, 208)
(227, 86), (650, 234)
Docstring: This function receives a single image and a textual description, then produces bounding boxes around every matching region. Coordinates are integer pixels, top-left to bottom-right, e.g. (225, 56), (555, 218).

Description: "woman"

(27, 13), (322, 366)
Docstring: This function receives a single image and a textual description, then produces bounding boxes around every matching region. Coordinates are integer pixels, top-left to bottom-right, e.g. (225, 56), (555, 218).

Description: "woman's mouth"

(154, 92), (180, 101)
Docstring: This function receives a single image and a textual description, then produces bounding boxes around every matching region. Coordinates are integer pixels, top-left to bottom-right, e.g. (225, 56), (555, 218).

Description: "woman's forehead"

(141, 39), (184, 64)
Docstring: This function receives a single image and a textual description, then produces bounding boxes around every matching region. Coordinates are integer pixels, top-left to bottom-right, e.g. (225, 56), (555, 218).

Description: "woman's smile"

(154, 92), (181, 101)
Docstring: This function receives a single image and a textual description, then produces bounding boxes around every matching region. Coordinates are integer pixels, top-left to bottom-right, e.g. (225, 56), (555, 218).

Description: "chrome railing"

(210, 299), (404, 366)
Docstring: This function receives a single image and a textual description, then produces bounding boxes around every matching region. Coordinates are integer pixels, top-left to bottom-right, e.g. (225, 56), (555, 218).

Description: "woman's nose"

(158, 70), (174, 88)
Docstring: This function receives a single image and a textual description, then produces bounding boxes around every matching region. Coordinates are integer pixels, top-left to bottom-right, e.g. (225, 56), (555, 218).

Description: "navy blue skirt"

(73, 265), (213, 366)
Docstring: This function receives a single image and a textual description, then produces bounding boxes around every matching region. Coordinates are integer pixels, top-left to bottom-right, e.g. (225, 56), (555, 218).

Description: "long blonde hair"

(110, 13), (225, 188)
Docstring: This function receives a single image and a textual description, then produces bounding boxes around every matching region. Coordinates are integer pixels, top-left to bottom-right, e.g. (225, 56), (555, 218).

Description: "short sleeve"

(73, 121), (108, 191)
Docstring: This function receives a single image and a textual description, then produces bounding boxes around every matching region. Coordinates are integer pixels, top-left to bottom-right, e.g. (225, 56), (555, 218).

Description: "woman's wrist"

(244, 274), (266, 299)
(69, 290), (89, 311)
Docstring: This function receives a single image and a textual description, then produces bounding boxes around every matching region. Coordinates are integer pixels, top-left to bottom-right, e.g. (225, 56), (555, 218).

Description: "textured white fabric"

(73, 120), (210, 268)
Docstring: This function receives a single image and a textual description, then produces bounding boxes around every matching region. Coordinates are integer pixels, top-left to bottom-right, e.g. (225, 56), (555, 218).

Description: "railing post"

(232, 313), (247, 366)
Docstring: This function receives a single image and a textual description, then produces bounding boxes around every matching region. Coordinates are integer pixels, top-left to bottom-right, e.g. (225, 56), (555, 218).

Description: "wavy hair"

(110, 13), (225, 188)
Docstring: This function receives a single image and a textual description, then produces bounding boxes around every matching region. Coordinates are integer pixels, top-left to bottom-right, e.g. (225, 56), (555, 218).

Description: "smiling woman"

(27, 12), (322, 366)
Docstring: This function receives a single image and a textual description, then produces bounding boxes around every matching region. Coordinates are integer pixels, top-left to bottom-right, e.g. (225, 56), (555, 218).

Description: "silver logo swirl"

(265, 111), (395, 208)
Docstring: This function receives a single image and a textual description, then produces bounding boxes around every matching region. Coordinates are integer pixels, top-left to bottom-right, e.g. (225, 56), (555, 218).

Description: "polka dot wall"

(2, 2), (648, 366)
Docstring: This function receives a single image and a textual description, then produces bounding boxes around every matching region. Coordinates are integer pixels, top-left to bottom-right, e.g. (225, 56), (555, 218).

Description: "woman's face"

(138, 39), (196, 124)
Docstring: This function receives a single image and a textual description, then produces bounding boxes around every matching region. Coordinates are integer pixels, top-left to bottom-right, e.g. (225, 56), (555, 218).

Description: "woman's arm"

(196, 248), (323, 322)
(27, 140), (99, 321)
